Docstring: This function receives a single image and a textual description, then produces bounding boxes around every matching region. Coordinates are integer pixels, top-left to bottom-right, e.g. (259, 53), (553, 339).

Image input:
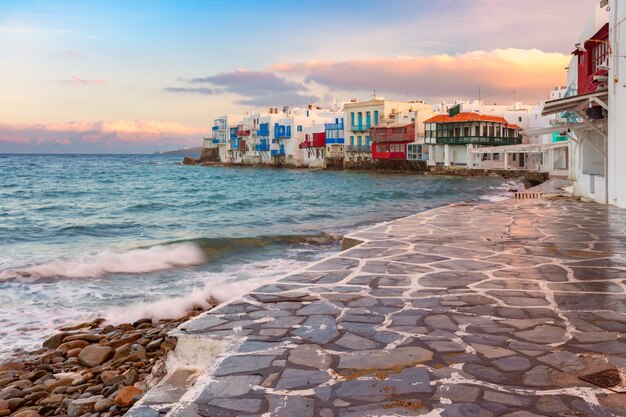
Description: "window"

(350, 136), (354, 146)
(518, 117), (522, 122)
(350, 112), (355, 126)
(374, 111), (379, 125)
(297, 125), (302, 132)
(366, 111), (371, 127)
(590, 41), (609, 74)
(357, 136), (362, 146)
(366, 136), (370, 149)
(482, 125), (487, 136)
(463, 126), (470, 136)
(357, 112), (363, 126)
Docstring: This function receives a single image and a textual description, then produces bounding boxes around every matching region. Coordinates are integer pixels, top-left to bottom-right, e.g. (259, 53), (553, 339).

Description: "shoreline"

(0, 306), (213, 417)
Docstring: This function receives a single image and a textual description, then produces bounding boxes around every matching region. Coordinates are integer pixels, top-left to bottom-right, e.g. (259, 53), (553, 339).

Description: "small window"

(297, 125), (302, 132)
(518, 117), (522, 122)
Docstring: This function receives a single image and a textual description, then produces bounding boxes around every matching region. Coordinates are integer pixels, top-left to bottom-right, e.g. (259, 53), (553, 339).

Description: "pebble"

(0, 308), (203, 417)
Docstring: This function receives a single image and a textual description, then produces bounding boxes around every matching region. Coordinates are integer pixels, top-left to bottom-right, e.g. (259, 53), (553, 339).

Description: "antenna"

(478, 86), (481, 102)
(512, 90), (517, 103)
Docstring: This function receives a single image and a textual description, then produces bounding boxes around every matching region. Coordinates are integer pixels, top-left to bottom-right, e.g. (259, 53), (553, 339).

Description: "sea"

(0, 153), (517, 360)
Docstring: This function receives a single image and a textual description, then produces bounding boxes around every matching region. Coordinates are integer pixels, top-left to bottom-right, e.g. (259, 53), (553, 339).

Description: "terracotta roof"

(506, 124), (522, 130)
(424, 112), (513, 125)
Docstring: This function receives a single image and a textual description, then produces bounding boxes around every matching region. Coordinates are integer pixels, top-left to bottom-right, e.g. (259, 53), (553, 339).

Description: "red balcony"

(299, 132), (325, 149)
(236, 129), (251, 137)
(370, 123), (415, 143)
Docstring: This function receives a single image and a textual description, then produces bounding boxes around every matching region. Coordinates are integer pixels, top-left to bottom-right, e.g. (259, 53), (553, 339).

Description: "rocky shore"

(0, 306), (211, 417)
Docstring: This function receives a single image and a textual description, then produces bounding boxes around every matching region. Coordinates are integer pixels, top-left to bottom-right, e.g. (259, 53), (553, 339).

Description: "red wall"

(577, 23), (609, 95)
(372, 143), (407, 160)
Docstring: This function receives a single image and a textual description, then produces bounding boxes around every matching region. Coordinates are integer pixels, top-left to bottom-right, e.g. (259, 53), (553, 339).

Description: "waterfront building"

(424, 106), (523, 167)
(538, 3), (610, 204)
(205, 114), (244, 162)
(469, 142), (570, 177)
(607, 0), (625, 208)
(343, 97), (430, 164)
(324, 116), (346, 168)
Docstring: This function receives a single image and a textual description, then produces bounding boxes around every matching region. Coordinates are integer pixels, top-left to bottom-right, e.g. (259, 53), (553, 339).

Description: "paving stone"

(426, 341), (465, 353)
(296, 301), (343, 316)
(335, 332), (379, 350)
(179, 316), (226, 333)
(514, 325), (566, 344)
(463, 364), (508, 384)
(536, 396), (571, 413)
(287, 344), (332, 369)
(522, 365), (553, 387)
(292, 315), (339, 344)
(334, 367), (432, 399)
(338, 346), (433, 369)
(575, 341), (626, 354)
(424, 314), (458, 331)
(196, 375), (262, 401)
(492, 355), (531, 371)
(501, 412), (547, 417)
(483, 391), (531, 406)
(472, 343), (515, 359)
(441, 403), (494, 417)
(537, 351), (584, 371)
(208, 398), (262, 413)
(213, 355), (276, 376)
(275, 368), (330, 389)
(267, 395), (314, 417)
(430, 384), (481, 403)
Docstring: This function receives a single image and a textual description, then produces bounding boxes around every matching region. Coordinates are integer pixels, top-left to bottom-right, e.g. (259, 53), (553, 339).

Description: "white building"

(607, 0), (625, 208)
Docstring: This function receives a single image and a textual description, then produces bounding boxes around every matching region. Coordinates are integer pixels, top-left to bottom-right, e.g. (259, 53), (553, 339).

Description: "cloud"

(57, 76), (107, 85)
(272, 48), (571, 103)
(163, 87), (219, 95)
(0, 120), (206, 153)
(171, 69), (319, 106)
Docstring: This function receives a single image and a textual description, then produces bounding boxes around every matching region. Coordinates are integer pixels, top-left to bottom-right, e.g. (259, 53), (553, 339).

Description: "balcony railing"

(325, 138), (345, 145)
(255, 142), (270, 152)
(212, 126), (219, 131)
(229, 139), (239, 150)
(257, 123), (270, 136)
(371, 132), (414, 143)
(271, 148), (286, 156)
(350, 124), (370, 132)
(325, 122), (344, 130)
(274, 125), (291, 139)
(236, 129), (251, 137)
(425, 136), (523, 146)
(346, 144), (371, 152)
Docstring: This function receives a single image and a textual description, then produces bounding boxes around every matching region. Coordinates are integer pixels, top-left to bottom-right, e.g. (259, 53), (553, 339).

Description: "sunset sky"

(0, 0), (601, 153)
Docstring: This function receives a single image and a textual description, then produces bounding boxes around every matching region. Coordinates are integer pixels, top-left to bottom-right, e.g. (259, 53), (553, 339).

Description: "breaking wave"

(0, 233), (340, 281)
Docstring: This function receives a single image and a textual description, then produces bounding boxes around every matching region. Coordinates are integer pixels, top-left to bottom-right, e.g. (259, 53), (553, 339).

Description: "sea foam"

(0, 242), (206, 281)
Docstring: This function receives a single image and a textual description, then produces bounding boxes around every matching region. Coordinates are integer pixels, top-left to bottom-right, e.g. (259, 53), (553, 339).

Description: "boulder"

(114, 386), (143, 407)
(0, 362), (24, 372)
(0, 399), (8, 411)
(42, 333), (70, 349)
(10, 410), (41, 417)
(78, 345), (113, 368)
(94, 397), (115, 412)
(57, 340), (89, 354)
(63, 334), (104, 343)
(43, 377), (73, 392)
(67, 395), (103, 417)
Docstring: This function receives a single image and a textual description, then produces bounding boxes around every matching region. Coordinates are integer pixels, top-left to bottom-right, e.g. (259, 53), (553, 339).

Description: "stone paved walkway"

(131, 197), (626, 417)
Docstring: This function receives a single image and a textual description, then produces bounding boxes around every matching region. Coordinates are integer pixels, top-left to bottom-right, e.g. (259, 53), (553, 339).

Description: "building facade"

(424, 106), (523, 167)
(608, 0), (625, 208)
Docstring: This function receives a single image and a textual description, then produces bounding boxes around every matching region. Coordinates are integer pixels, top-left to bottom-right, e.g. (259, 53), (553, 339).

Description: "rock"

(183, 156), (197, 165)
(288, 345), (332, 369)
(66, 348), (82, 358)
(78, 345), (113, 368)
(63, 334), (104, 343)
(7, 397), (25, 411)
(94, 397), (115, 412)
(0, 362), (24, 372)
(10, 410), (41, 417)
(0, 400), (7, 411)
(43, 377), (73, 392)
(43, 332), (70, 349)
(124, 369), (140, 386)
(57, 340), (89, 354)
(114, 343), (146, 361)
(100, 371), (120, 383)
(67, 395), (103, 417)
(0, 387), (21, 400)
(71, 372), (93, 386)
(114, 386), (143, 407)
(145, 339), (163, 352)
(23, 391), (48, 402)
(39, 393), (65, 405)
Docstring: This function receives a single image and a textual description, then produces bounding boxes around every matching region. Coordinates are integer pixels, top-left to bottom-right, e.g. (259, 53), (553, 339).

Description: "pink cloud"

(0, 120), (206, 152)
(59, 76), (106, 85)
(272, 49), (571, 103)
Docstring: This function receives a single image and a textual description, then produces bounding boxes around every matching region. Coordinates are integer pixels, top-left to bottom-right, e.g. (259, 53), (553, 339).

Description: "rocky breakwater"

(0, 310), (207, 417)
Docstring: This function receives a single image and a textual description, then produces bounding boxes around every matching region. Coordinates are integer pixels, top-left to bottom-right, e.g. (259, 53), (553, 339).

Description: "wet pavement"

(131, 197), (626, 417)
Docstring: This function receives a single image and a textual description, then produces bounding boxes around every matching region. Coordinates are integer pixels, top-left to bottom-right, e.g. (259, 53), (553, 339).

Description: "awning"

(541, 90), (608, 116)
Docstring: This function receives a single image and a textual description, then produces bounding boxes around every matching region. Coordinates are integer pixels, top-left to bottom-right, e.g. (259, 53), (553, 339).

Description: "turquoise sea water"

(0, 154), (515, 359)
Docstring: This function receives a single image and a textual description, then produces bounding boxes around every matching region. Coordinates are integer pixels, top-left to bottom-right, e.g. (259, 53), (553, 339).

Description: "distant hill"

(154, 147), (202, 155)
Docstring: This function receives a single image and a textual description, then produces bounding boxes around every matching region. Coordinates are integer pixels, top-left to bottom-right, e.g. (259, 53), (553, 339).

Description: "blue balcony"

(325, 138), (345, 145)
(271, 147), (285, 156)
(274, 124), (291, 139)
(257, 123), (270, 136)
(325, 122), (344, 130)
(229, 128), (238, 140)
(212, 126), (219, 131)
(230, 139), (239, 150)
(255, 140), (270, 152)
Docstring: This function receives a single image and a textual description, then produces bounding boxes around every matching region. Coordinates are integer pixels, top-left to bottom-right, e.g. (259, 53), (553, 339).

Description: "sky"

(0, 0), (603, 153)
